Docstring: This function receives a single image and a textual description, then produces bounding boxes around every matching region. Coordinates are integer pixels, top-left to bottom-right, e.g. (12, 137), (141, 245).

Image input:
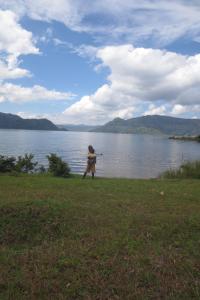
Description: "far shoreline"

(169, 135), (200, 142)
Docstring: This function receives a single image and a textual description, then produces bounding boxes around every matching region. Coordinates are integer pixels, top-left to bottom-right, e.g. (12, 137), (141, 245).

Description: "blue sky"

(0, 0), (200, 124)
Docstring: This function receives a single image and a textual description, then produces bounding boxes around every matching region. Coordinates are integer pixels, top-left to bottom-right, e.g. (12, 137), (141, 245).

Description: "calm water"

(0, 129), (200, 178)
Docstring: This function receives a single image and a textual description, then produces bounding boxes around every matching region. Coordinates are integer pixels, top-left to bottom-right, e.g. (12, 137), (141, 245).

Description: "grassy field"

(0, 174), (200, 299)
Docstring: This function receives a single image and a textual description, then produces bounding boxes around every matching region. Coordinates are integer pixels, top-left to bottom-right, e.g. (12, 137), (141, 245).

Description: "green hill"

(1, 174), (200, 299)
(0, 112), (60, 131)
(92, 115), (200, 135)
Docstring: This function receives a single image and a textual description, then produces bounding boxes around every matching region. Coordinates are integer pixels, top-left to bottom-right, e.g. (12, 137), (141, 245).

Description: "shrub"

(36, 165), (46, 174)
(46, 153), (70, 177)
(15, 154), (38, 173)
(0, 155), (16, 173)
(160, 160), (200, 179)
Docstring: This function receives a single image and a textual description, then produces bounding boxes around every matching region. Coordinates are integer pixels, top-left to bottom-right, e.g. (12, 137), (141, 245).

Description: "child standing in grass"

(82, 145), (96, 179)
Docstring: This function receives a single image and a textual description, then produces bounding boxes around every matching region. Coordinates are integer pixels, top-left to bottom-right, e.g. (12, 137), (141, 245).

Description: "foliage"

(0, 153), (71, 177)
(15, 153), (38, 173)
(160, 160), (200, 179)
(36, 164), (46, 174)
(46, 153), (70, 177)
(0, 153), (38, 174)
(0, 155), (16, 173)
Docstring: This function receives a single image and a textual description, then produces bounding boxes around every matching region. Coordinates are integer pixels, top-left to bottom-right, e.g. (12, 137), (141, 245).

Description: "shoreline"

(169, 135), (200, 142)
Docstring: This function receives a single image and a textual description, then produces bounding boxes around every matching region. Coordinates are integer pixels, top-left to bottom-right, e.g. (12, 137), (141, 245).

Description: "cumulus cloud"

(0, 9), (39, 56)
(63, 45), (200, 124)
(1, 0), (200, 45)
(0, 83), (74, 103)
(0, 9), (37, 81)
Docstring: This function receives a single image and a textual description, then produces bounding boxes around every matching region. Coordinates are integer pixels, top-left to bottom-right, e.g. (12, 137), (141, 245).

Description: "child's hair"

(88, 145), (95, 153)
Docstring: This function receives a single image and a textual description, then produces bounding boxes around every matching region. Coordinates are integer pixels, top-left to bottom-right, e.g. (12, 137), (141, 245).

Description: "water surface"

(0, 129), (200, 178)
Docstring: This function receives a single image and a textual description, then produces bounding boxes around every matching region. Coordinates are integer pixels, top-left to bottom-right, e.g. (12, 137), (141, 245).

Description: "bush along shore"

(0, 153), (70, 177)
(1, 155), (200, 299)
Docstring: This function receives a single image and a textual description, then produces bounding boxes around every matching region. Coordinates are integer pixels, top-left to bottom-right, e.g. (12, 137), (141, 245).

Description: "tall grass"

(160, 160), (200, 179)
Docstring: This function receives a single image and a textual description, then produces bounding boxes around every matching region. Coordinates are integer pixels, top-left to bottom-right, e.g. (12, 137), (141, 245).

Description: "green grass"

(0, 174), (200, 299)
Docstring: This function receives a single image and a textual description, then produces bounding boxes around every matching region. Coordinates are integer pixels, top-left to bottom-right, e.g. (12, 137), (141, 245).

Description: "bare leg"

(82, 171), (87, 179)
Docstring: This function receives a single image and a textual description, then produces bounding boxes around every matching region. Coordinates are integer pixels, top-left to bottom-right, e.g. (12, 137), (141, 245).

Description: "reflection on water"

(0, 129), (200, 178)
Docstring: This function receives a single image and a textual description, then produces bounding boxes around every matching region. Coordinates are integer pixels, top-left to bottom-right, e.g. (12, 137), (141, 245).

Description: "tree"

(0, 155), (16, 173)
(46, 153), (70, 177)
(15, 153), (38, 173)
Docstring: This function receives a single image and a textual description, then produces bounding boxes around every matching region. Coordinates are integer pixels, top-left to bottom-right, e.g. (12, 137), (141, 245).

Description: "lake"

(0, 129), (200, 178)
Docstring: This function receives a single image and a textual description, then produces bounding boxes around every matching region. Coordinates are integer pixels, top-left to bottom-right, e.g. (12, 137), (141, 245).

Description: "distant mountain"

(91, 115), (200, 135)
(56, 124), (97, 132)
(0, 112), (61, 131)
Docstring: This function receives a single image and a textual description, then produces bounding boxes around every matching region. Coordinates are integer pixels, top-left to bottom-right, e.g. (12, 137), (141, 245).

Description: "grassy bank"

(0, 174), (200, 299)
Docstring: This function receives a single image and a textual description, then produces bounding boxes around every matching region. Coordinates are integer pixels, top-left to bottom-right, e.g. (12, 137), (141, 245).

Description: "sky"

(0, 0), (200, 125)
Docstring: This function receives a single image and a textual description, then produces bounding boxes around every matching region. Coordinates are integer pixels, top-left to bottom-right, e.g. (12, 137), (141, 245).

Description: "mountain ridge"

(91, 115), (200, 135)
(0, 112), (61, 131)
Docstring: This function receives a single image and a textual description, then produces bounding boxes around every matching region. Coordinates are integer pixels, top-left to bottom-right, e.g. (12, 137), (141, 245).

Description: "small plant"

(15, 154), (38, 173)
(46, 153), (70, 177)
(0, 155), (16, 173)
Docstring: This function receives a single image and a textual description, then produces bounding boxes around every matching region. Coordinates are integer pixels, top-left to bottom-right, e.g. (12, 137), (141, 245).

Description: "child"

(82, 145), (96, 179)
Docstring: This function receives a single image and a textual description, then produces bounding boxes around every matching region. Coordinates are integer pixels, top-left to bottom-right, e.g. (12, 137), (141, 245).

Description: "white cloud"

(171, 104), (200, 116)
(0, 9), (39, 56)
(0, 83), (74, 103)
(1, 1), (200, 45)
(63, 45), (200, 124)
(0, 59), (30, 80)
(17, 111), (51, 119)
(0, 9), (37, 82)
(144, 104), (167, 116)
(53, 39), (99, 62)
(171, 104), (188, 115)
